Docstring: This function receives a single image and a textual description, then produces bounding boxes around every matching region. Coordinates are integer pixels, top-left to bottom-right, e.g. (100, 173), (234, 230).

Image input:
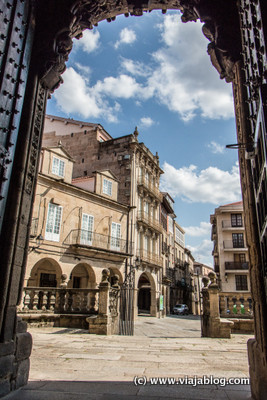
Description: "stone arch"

(69, 263), (96, 289)
(39, 1), (241, 94)
(0, 1), (266, 398)
(27, 258), (62, 288)
(137, 272), (156, 315)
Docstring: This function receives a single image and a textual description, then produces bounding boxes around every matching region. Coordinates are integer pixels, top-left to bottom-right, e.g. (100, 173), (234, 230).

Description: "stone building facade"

(42, 116), (197, 318)
(210, 202), (252, 317)
(160, 192), (195, 314)
(26, 145), (130, 296)
(43, 116), (164, 318)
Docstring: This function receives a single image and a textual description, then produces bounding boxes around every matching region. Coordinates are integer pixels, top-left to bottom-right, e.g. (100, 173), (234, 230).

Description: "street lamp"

(36, 234), (44, 247)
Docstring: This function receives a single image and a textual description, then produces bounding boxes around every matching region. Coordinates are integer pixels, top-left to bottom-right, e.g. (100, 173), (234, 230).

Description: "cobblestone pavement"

(3, 316), (252, 399)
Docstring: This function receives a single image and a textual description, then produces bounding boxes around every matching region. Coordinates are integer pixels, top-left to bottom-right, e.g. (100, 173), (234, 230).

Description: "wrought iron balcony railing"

(64, 229), (132, 254)
(223, 240), (246, 249)
(137, 210), (162, 233)
(175, 258), (185, 269)
(222, 220), (244, 228)
(137, 249), (163, 267)
(225, 261), (249, 270)
(166, 267), (175, 281)
(137, 175), (162, 200)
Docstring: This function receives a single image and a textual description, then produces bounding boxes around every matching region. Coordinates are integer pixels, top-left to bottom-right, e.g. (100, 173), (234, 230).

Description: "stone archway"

(0, 1), (266, 398)
(27, 258), (62, 288)
(137, 272), (156, 315)
(69, 263), (96, 289)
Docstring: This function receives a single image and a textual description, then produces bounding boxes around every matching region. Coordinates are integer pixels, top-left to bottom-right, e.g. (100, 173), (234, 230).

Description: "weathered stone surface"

(2, 307), (16, 342)
(14, 359), (30, 389)
(16, 318), (27, 334)
(0, 355), (14, 379)
(228, 319), (254, 334)
(15, 333), (32, 362)
(0, 342), (15, 358)
(87, 315), (112, 335)
(0, 378), (11, 398)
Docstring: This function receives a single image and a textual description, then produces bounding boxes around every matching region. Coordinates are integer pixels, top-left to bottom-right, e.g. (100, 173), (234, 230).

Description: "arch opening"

(137, 272), (156, 315)
(69, 263), (96, 288)
(27, 258), (62, 288)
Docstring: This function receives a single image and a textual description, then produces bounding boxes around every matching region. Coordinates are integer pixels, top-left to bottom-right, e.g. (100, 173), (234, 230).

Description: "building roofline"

(42, 145), (75, 162)
(38, 173), (128, 210)
(45, 114), (112, 139)
(219, 201), (243, 207)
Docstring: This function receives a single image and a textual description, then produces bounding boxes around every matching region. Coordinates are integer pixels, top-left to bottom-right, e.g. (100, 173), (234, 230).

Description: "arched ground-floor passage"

(25, 252), (125, 289)
(68, 263), (96, 289)
(27, 258), (62, 288)
(137, 272), (157, 316)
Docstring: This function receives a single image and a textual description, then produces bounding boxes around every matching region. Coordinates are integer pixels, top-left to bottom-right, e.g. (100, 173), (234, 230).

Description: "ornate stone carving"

(101, 268), (110, 283)
(180, 0), (241, 82)
(37, 0), (242, 93)
(25, 85), (47, 195)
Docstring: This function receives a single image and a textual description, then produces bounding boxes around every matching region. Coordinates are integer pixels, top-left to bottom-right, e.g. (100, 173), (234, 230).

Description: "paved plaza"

(4, 316), (252, 399)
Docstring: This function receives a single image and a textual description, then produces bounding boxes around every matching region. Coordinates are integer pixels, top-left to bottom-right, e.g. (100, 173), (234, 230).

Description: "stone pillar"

(87, 269), (112, 335)
(201, 273), (233, 338)
(133, 288), (138, 320)
(98, 282), (110, 316)
(150, 289), (157, 317)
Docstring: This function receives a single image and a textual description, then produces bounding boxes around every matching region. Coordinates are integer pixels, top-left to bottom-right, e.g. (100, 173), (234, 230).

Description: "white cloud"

(121, 58), (151, 77)
(187, 239), (213, 266)
(161, 161), (241, 204)
(114, 28), (136, 49)
(140, 117), (154, 128)
(55, 13), (234, 124)
(207, 141), (225, 154)
(146, 14), (234, 121)
(94, 74), (142, 99)
(184, 222), (211, 237)
(74, 62), (91, 77)
(53, 67), (120, 123)
(184, 222), (213, 265)
(74, 29), (100, 53)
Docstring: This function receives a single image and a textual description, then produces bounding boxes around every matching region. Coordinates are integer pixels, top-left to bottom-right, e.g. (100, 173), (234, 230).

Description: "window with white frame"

(81, 213), (94, 245)
(52, 156), (65, 177)
(110, 222), (121, 250)
(168, 216), (174, 234)
(103, 178), (112, 196)
(175, 226), (185, 247)
(45, 203), (62, 242)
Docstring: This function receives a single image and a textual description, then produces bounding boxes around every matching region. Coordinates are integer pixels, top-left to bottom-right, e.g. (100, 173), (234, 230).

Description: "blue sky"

(46, 10), (242, 266)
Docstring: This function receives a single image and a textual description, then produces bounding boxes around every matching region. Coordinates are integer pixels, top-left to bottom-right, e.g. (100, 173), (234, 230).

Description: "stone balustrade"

(19, 270), (121, 335)
(219, 294), (253, 318)
(20, 287), (99, 314)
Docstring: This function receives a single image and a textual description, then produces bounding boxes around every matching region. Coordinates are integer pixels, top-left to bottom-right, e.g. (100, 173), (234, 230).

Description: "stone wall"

(0, 318), (32, 397)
